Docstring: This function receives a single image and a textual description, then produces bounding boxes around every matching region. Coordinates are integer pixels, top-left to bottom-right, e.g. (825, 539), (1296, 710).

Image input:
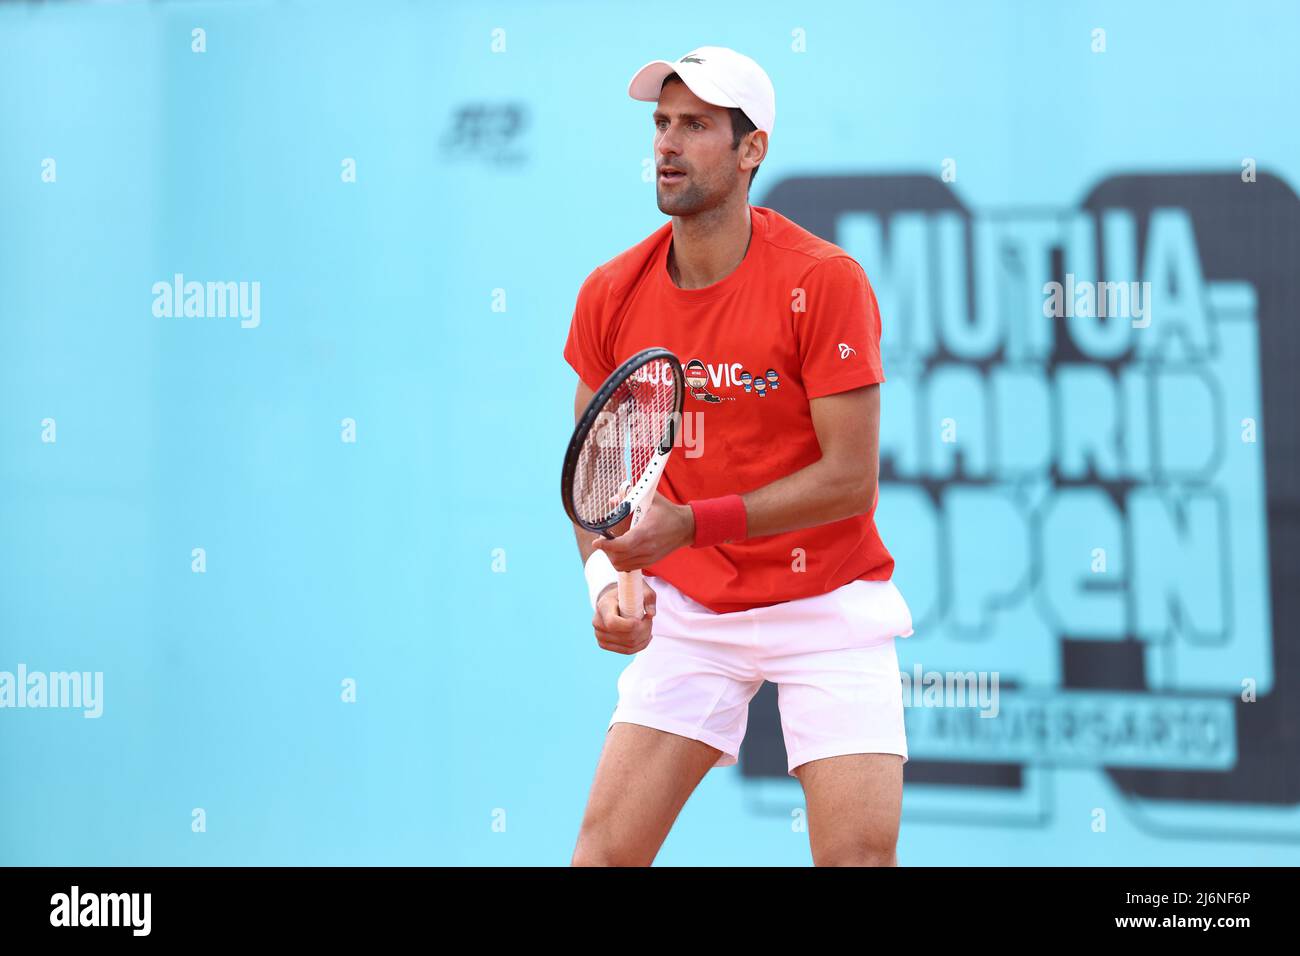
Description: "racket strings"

(572, 359), (679, 526)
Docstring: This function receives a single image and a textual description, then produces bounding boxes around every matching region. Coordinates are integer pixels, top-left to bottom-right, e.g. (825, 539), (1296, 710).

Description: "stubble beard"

(656, 171), (732, 217)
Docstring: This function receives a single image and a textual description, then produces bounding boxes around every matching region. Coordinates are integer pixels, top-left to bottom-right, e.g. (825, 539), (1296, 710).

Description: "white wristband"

(584, 548), (619, 610)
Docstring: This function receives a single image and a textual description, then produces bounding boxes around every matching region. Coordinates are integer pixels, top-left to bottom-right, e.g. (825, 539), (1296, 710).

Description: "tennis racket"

(561, 347), (685, 619)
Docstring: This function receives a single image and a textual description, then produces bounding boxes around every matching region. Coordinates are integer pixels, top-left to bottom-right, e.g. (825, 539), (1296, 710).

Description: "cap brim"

(628, 60), (676, 101)
(627, 59), (742, 110)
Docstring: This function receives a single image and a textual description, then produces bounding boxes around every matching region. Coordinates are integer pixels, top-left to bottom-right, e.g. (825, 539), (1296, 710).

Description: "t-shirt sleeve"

(794, 256), (886, 399)
(562, 266), (615, 391)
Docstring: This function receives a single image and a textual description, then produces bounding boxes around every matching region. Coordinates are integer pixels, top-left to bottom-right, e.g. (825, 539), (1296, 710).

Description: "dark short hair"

(660, 74), (760, 187)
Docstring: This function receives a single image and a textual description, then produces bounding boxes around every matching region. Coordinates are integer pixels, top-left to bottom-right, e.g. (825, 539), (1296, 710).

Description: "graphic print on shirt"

(685, 358), (783, 402)
(683, 359), (723, 403)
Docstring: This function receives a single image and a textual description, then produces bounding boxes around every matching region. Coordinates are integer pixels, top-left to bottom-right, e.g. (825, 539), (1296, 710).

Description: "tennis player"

(564, 46), (914, 866)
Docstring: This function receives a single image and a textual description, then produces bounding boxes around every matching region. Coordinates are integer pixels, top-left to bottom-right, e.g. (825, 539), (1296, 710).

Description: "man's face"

(652, 79), (745, 216)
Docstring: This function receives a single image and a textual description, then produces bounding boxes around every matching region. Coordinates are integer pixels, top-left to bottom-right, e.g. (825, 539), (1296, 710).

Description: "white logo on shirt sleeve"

(838, 343), (857, 359)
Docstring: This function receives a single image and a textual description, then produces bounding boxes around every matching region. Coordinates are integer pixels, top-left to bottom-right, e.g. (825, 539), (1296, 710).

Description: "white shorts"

(608, 575), (914, 776)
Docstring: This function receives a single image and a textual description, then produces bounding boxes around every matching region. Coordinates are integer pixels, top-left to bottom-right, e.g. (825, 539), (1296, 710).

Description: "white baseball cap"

(628, 46), (775, 136)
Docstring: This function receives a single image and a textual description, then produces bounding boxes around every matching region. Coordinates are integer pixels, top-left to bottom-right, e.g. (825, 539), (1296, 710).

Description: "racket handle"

(617, 569), (645, 619)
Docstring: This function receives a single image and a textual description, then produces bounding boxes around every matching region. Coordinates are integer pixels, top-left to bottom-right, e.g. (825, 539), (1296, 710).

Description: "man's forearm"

(739, 457), (876, 539)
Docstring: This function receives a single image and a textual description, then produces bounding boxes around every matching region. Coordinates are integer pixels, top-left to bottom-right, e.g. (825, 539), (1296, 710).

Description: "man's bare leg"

(571, 722), (723, 866)
(794, 753), (903, 866)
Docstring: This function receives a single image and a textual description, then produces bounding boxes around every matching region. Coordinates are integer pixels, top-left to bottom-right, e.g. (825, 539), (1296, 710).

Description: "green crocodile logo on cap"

(679, 55), (705, 64)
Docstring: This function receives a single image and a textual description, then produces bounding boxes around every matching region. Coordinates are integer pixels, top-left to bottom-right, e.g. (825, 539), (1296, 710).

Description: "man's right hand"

(591, 581), (657, 655)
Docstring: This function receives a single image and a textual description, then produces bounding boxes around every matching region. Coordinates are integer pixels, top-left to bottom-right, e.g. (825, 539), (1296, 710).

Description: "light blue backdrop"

(2, 0), (1297, 865)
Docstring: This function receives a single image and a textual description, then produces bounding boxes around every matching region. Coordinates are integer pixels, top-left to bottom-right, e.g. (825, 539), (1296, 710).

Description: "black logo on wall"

(440, 103), (529, 166)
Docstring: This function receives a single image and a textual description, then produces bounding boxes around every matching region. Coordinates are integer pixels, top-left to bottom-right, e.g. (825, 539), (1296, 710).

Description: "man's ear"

(744, 130), (768, 173)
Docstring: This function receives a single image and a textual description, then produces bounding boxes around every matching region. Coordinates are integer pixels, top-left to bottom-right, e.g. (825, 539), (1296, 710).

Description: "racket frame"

(561, 347), (685, 619)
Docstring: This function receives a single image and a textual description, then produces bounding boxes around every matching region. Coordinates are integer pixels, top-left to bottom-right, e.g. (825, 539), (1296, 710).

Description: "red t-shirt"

(563, 205), (895, 613)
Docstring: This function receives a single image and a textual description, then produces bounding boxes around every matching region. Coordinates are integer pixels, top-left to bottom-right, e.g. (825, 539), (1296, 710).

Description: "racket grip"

(617, 569), (645, 619)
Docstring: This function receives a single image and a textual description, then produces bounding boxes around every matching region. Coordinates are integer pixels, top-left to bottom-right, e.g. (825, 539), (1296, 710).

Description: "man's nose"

(656, 130), (682, 158)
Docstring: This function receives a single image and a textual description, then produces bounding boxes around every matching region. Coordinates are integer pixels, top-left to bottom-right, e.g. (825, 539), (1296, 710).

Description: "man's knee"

(570, 830), (652, 867)
(813, 837), (899, 867)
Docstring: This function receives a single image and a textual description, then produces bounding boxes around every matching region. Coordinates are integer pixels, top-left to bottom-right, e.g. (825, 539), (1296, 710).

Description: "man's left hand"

(591, 493), (695, 572)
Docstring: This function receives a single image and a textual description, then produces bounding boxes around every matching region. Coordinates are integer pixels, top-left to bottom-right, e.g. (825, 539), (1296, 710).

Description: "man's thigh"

(571, 722), (722, 867)
(794, 753), (903, 866)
